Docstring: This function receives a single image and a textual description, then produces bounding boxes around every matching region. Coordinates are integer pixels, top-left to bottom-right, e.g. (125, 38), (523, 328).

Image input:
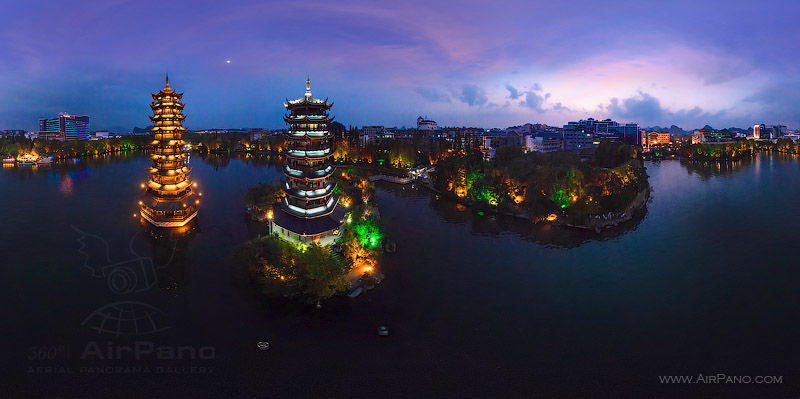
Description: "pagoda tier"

(271, 78), (344, 242)
(140, 75), (199, 228)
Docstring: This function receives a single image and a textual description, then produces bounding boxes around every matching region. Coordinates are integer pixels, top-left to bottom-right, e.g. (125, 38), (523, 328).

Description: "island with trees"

(238, 168), (384, 303)
(433, 140), (651, 231)
(678, 140), (756, 161)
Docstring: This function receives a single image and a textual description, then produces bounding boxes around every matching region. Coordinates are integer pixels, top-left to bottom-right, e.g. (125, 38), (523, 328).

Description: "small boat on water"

(37, 155), (56, 165)
(347, 287), (363, 299)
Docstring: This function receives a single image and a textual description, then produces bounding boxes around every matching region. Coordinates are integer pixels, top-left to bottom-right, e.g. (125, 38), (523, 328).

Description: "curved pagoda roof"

(151, 74), (184, 100)
(283, 114), (334, 123)
(285, 78), (332, 109)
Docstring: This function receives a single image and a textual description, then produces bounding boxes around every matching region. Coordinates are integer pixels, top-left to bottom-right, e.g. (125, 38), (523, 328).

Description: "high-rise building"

(270, 79), (345, 246)
(38, 113), (90, 141)
(754, 124), (786, 140)
(139, 75), (199, 229)
(641, 131), (670, 149)
(562, 118), (641, 151)
(563, 122), (598, 151)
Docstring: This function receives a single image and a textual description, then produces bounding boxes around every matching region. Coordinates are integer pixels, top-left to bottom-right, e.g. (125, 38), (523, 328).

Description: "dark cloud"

(520, 91), (546, 112)
(552, 102), (571, 112)
(602, 91), (725, 127)
(743, 82), (800, 126)
(414, 87), (451, 103)
(606, 92), (664, 122)
(454, 84), (488, 107)
(516, 83), (550, 112)
(505, 83), (522, 100)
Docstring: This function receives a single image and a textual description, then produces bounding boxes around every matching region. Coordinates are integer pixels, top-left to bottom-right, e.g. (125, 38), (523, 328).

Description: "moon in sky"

(226, 60), (231, 64)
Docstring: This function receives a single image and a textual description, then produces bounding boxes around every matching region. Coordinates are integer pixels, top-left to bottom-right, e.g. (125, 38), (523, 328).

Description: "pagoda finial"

(165, 73), (170, 88)
(305, 76), (311, 97)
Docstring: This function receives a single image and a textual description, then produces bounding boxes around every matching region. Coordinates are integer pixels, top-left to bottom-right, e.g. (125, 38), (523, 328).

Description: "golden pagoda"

(270, 78), (345, 245)
(139, 75), (199, 228)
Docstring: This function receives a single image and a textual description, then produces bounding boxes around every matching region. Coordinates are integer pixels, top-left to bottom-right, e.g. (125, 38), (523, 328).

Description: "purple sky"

(2, 0), (798, 131)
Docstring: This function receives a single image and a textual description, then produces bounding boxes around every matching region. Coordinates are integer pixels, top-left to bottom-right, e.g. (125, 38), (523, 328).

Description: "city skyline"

(2, 0), (798, 131)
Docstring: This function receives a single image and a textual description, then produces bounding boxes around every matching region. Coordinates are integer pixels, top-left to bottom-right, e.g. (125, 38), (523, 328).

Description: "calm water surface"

(2, 153), (799, 398)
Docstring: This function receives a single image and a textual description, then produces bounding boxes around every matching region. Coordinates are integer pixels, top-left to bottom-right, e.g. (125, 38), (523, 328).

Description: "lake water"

(2, 153), (799, 398)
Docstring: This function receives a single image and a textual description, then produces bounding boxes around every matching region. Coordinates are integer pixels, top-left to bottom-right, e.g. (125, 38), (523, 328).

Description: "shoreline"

(561, 188), (650, 233)
(369, 171), (651, 233)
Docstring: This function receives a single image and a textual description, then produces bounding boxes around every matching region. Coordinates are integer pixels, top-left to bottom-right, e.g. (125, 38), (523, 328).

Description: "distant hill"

(644, 125), (689, 136)
(131, 126), (152, 134)
(645, 125), (753, 135)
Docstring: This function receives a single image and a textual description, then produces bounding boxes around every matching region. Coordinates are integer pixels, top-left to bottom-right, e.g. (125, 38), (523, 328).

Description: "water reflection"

(130, 223), (197, 293)
(677, 158), (750, 179)
(59, 175), (74, 195)
(377, 182), (647, 248)
(199, 152), (285, 170)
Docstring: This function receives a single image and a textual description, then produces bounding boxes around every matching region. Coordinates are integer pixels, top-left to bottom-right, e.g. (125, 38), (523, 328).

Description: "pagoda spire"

(165, 73), (170, 88)
(305, 76), (311, 97)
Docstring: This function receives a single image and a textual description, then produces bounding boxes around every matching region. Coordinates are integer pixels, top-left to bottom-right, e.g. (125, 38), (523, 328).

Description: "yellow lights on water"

(546, 214), (558, 222)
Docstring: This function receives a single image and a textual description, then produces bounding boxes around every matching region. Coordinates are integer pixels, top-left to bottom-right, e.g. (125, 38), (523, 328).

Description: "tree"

(238, 236), (352, 303)
(244, 182), (284, 215)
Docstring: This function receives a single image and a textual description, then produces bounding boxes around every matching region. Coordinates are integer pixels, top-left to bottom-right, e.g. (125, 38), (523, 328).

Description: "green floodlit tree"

(350, 218), (382, 249)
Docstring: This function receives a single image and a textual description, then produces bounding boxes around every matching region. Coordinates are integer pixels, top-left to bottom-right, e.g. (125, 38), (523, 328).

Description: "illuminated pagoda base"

(139, 75), (200, 231)
(270, 205), (346, 247)
(140, 216), (198, 239)
(269, 78), (345, 247)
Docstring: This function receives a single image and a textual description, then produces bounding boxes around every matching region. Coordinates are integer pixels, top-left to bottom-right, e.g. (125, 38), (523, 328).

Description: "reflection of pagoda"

(270, 78), (344, 245)
(140, 75), (199, 228)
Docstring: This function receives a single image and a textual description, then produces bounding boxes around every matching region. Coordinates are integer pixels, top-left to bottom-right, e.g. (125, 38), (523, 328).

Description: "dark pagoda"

(270, 78), (344, 245)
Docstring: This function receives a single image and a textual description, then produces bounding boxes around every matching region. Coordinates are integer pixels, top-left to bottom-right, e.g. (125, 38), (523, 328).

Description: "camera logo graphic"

(98, 257), (156, 295)
(73, 226), (174, 336)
